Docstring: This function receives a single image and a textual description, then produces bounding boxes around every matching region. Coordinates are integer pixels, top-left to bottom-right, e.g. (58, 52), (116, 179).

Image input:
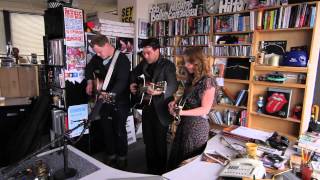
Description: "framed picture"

(108, 36), (117, 48)
(138, 18), (149, 38)
(265, 88), (292, 118)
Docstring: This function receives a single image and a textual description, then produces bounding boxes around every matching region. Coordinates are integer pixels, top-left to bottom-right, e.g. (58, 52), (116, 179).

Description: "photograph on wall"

(138, 19), (149, 38)
(108, 36), (117, 48)
(116, 37), (134, 53)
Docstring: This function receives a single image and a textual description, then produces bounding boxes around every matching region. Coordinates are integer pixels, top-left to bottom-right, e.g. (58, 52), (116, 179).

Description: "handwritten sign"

(63, 7), (85, 46)
(150, 0), (198, 22)
(219, 0), (245, 13)
(122, 6), (133, 22)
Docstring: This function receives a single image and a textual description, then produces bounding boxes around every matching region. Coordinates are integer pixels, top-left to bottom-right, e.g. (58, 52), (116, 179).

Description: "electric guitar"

(133, 75), (167, 107)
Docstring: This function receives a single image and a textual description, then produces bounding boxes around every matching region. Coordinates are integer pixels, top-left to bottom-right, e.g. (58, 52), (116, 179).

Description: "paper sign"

(67, 104), (89, 138)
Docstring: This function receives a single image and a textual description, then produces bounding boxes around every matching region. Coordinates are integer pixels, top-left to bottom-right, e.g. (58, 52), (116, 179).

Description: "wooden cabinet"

(0, 66), (39, 98)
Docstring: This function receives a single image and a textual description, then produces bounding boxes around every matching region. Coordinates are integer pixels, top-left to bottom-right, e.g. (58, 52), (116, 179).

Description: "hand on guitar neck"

(130, 76), (167, 106)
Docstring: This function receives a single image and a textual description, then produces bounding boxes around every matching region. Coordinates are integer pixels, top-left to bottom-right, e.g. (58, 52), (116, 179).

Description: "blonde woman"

(168, 47), (217, 170)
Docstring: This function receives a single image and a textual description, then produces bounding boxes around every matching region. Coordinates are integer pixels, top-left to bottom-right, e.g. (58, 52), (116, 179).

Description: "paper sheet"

(230, 126), (273, 142)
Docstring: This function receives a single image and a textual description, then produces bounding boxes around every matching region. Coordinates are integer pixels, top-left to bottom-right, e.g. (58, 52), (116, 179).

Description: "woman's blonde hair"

(183, 47), (212, 85)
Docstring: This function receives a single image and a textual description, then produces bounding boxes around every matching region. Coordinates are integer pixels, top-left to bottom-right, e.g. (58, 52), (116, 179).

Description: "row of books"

(151, 16), (211, 37)
(208, 109), (248, 127)
(261, 3), (316, 30)
(215, 12), (256, 32)
(159, 37), (177, 47)
(179, 35), (209, 46)
(160, 47), (174, 57)
(212, 45), (251, 57)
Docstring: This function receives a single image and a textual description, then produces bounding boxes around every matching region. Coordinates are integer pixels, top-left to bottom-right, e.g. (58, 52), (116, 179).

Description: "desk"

(1, 145), (160, 180)
(40, 146), (159, 180)
(163, 134), (235, 180)
(163, 134), (298, 180)
(0, 97), (31, 107)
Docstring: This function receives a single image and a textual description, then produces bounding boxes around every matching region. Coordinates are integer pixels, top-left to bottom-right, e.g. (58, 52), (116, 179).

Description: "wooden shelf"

(214, 31), (253, 35)
(254, 65), (308, 73)
(253, 81), (306, 89)
(213, 56), (252, 58)
(212, 43), (252, 46)
(224, 78), (250, 84)
(256, 27), (313, 32)
(251, 112), (301, 124)
(216, 103), (247, 110)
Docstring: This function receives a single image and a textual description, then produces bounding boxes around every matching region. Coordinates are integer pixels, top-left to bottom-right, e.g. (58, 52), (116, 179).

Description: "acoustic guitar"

(88, 78), (117, 121)
(133, 75), (167, 107)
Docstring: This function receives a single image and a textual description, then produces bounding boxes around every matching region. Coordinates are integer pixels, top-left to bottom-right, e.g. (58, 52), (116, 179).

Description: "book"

(235, 90), (246, 106)
(265, 87), (292, 118)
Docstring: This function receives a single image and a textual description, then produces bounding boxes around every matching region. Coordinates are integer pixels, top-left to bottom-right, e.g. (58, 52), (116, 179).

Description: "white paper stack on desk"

(298, 132), (320, 153)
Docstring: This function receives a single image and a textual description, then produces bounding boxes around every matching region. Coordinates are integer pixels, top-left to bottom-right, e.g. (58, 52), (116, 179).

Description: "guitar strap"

(101, 50), (120, 91)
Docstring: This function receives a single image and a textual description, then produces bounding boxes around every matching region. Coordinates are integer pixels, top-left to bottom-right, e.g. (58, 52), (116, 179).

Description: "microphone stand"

(1, 119), (91, 179)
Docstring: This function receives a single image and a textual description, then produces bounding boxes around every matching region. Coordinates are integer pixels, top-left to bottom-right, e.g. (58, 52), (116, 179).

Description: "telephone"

(219, 158), (266, 179)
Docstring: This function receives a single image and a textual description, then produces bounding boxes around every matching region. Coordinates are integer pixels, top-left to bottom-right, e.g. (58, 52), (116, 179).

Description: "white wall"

(0, 11), (6, 55)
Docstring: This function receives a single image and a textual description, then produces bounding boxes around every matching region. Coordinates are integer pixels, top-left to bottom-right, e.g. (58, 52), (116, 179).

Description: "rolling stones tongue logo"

(266, 93), (288, 113)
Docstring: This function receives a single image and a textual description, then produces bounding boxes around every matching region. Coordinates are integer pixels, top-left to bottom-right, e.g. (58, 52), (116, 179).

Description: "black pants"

(100, 103), (129, 157)
(142, 105), (168, 175)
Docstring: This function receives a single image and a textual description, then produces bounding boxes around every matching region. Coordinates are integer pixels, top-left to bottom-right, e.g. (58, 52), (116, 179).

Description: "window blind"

(10, 13), (44, 57)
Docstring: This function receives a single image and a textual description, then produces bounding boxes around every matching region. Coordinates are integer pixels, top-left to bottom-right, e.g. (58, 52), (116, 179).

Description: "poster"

(66, 46), (86, 70)
(63, 7), (86, 84)
(67, 104), (89, 138)
(116, 37), (134, 53)
(121, 6), (133, 23)
(64, 7), (85, 47)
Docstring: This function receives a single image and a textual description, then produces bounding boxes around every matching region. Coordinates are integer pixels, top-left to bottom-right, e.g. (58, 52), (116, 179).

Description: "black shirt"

(85, 52), (131, 105)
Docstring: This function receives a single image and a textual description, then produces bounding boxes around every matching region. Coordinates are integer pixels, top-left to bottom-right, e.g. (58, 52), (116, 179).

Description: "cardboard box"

(18, 66), (38, 97)
(0, 67), (21, 97)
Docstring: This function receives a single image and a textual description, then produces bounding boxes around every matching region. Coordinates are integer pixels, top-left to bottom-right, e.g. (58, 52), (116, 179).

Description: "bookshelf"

(247, 2), (320, 139)
(210, 1), (319, 138)
(149, 1), (320, 138)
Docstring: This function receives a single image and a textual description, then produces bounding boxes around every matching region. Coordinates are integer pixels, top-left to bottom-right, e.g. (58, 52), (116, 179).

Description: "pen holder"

(301, 164), (312, 180)
(246, 143), (258, 159)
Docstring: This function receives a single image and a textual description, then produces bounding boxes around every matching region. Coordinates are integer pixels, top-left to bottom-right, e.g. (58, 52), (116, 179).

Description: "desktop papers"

(230, 126), (274, 142)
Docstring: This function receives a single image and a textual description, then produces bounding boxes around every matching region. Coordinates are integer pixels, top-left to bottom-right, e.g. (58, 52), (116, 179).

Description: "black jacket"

(131, 57), (178, 126)
(85, 51), (130, 105)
